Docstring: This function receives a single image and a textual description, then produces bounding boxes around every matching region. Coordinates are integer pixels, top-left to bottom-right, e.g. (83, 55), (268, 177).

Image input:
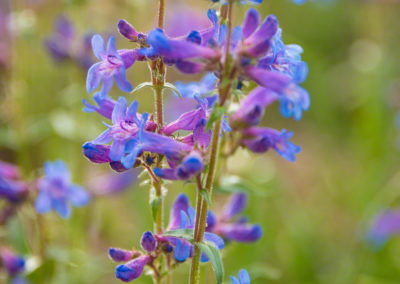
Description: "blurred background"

(1, 0), (400, 283)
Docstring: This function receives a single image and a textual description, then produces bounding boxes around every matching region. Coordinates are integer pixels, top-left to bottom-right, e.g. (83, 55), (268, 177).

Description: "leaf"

(196, 242), (224, 284)
(130, 82), (154, 94)
(200, 189), (212, 207)
(162, 229), (195, 242)
(163, 82), (182, 98)
(206, 104), (226, 130)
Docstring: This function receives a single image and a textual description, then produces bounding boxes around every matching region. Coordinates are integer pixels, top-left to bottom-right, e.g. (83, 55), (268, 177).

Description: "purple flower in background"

(45, 15), (94, 70)
(35, 160), (90, 218)
(0, 248), (25, 276)
(212, 193), (262, 243)
(242, 127), (301, 162)
(231, 269), (251, 284)
(87, 169), (138, 196)
(86, 35), (137, 96)
(367, 210), (400, 247)
(212, 0), (261, 4)
(0, 248), (27, 284)
(0, 161), (28, 204)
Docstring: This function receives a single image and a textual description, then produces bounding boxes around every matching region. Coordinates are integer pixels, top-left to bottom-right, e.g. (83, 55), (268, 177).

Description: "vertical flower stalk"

(190, 1), (235, 283)
(150, 0), (166, 238)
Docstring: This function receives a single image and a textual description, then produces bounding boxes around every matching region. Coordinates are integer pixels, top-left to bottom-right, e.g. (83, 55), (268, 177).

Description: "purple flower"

(154, 151), (204, 181)
(242, 127), (301, 162)
(34, 160), (90, 219)
(162, 193), (224, 263)
(108, 248), (135, 262)
(0, 161), (28, 204)
(230, 87), (278, 127)
(82, 92), (116, 120)
(230, 269), (251, 284)
(140, 231), (157, 252)
(45, 15), (94, 70)
(86, 35), (137, 96)
(212, 193), (262, 243)
(367, 210), (400, 247)
(115, 255), (151, 282)
(174, 72), (217, 99)
(87, 169), (138, 196)
(0, 248), (25, 276)
(89, 97), (156, 165)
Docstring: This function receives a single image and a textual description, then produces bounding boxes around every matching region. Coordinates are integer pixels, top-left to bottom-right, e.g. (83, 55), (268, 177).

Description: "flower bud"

(0, 249), (25, 276)
(118, 20), (139, 41)
(115, 255), (151, 282)
(108, 248), (135, 262)
(140, 231), (157, 253)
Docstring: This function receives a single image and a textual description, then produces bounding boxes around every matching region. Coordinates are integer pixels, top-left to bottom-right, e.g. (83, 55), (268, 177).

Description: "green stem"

(189, 119), (222, 284)
(189, 1), (234, 283)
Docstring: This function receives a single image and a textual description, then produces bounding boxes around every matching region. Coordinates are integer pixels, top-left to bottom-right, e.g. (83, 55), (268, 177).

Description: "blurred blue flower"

(367, 210), (400, 248)
(0, 248), (28, 284)
(231, 269), (251, 284)
(35, 160), (90, 219)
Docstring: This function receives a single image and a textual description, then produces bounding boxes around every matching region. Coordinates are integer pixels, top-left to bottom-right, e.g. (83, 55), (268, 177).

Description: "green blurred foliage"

(1, 0), (400, 283)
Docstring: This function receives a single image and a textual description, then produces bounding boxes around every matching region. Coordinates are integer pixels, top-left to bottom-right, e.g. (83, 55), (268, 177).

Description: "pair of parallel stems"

(147, 1), (235, 283)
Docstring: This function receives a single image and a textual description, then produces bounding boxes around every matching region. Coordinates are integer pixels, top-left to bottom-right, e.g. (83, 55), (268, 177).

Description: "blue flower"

(174, 72), (217, 99)
(231, 269), (251, 284)
(242, 127), (301, 162)
(34, 160), (90, 219)
(86, 35), (136, 97)
(82, 92), (116, 120)
(163, 193), (224, 263)
(212, 193), (262, 243)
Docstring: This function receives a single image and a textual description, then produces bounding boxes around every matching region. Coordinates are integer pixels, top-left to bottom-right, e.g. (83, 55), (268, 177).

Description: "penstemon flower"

(86, 35), (138, 97)
(230, 269), (251, 284)
(80, 0), (310, 282)
(211, 193), (262, 243)
(34, 160), (90, 218)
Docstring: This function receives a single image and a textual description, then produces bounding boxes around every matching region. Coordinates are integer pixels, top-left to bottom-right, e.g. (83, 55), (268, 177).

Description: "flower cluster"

(80, 0), (309, 282)
(109, 194), (225, 281)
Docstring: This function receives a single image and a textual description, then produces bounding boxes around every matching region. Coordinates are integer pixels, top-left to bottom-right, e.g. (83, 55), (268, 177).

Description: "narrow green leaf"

(163, 82), (182, 98)
(200, 189), (212, 207)
(130, 82), (154, 94)
(196, 242), (224, 284)
(162, 229), (195, 242)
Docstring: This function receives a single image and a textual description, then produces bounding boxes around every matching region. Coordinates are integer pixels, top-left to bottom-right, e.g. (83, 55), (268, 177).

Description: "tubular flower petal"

(242, 127), (301, 162)
(109, 248), (135, 262)
(115, 255), (151, 282)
